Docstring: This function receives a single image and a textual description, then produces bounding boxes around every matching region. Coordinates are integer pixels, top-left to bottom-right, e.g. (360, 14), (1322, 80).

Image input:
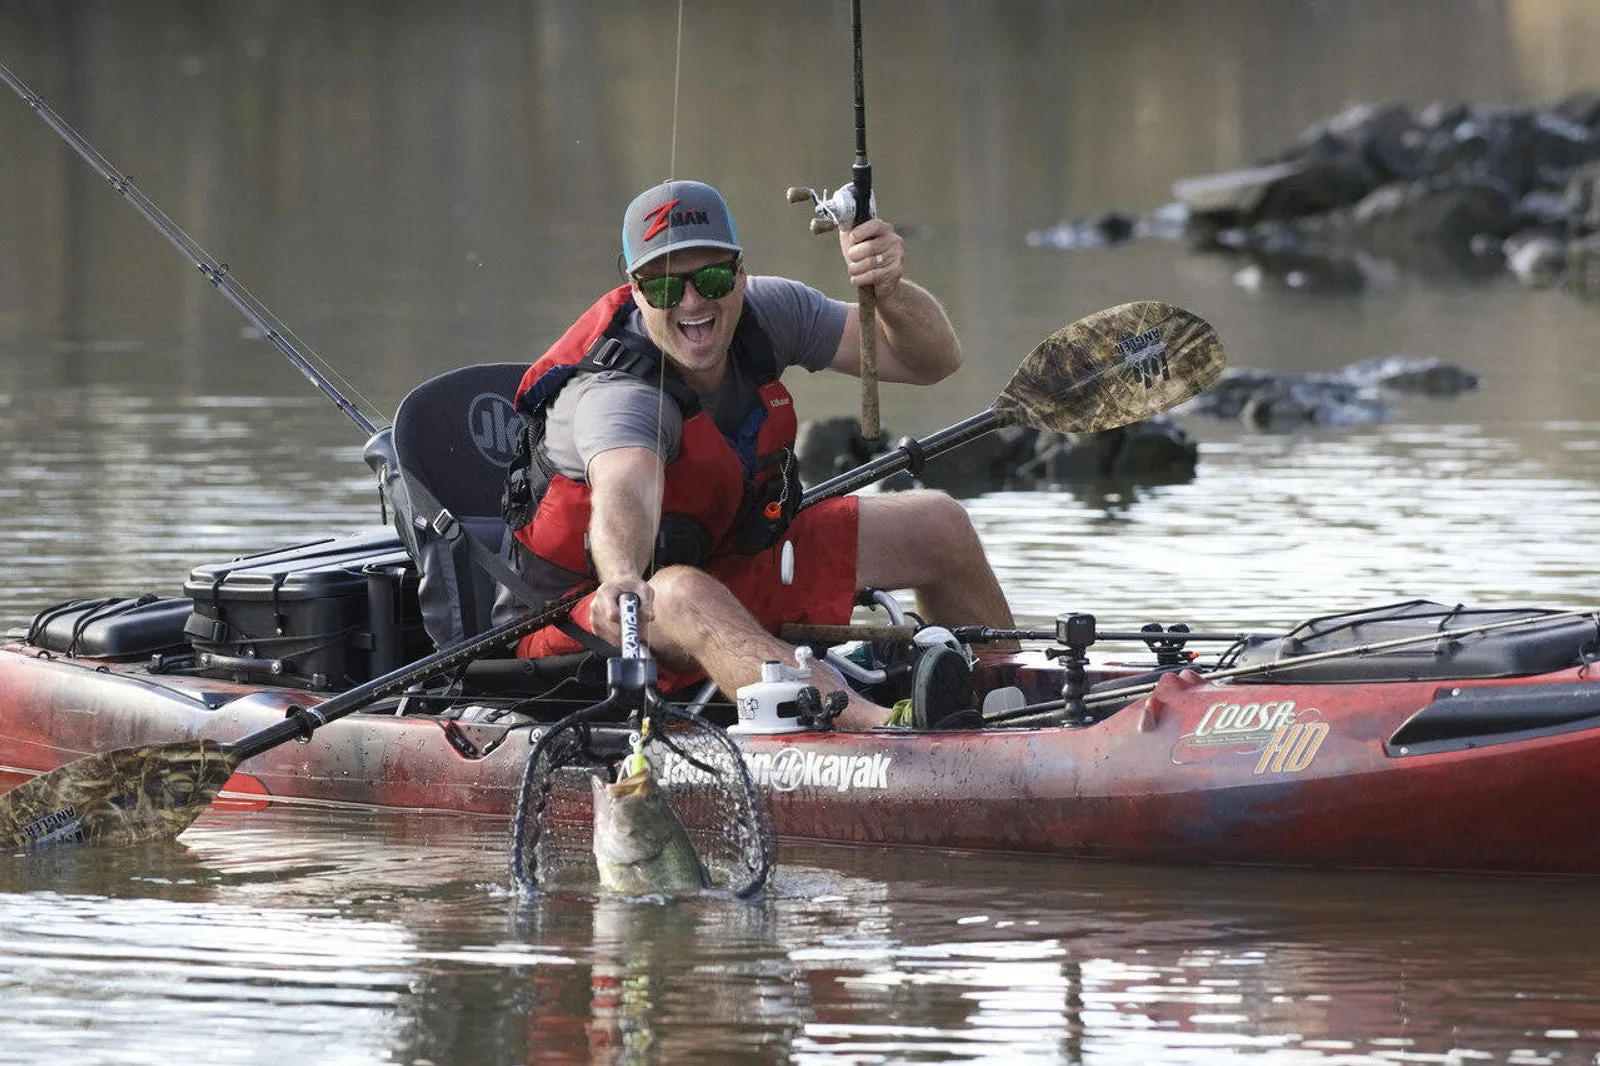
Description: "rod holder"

(1051, 612), (1097, 726)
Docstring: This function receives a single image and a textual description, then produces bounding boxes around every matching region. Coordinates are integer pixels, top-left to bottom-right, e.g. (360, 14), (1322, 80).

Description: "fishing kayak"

(3, 528), (1597, 878)
(17, 52), (1593, 879)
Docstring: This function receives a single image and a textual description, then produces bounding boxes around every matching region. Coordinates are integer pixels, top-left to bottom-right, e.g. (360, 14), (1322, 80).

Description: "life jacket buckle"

(430, 508), (463, 543)
(589, 337), (628, 369)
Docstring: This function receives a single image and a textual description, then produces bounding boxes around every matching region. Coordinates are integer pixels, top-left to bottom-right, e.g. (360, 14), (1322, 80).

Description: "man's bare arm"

(585, 445), (665, 643)
(829, 217), (962, 385)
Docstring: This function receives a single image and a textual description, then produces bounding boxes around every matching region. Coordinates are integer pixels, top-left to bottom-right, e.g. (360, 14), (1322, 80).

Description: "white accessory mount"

(730, 646), (818, 735)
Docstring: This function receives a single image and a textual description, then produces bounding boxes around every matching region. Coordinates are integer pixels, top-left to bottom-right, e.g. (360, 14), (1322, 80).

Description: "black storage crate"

(184, 529), (429, 690)
(26, 595), (194, 658)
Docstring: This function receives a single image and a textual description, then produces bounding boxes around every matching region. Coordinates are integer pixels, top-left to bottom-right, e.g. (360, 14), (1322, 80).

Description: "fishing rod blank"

(0, 60), (379, 436)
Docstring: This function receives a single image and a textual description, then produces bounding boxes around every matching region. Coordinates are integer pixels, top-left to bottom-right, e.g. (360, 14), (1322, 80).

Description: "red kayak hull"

(2, 641), (1598, 876)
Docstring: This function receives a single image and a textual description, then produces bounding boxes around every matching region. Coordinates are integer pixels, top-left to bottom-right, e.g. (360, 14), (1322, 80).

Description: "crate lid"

(185, 528), (414, 602)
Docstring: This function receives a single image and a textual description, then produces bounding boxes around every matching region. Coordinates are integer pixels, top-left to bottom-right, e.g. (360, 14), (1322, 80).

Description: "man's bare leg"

(644, 564), (892, 730)
(855, 491), (1016, 644)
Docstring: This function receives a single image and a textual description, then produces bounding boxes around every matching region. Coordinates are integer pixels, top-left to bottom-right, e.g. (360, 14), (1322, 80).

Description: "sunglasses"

(632, 258), (741, 309)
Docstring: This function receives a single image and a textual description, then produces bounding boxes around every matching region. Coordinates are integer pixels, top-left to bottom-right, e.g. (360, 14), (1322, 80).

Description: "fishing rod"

(0, 60), (380, 436)
(847, 0), (879, 442)
(984, 606), (1600, 727)
(788, 0), (882, 441)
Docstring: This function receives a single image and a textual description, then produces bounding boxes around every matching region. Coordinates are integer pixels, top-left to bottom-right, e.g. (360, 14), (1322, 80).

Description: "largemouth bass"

(591, 765), (710, 895)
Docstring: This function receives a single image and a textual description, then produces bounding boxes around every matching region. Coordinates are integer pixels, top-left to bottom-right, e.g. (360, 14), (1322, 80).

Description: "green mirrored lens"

(638, 274), (686, 309)
(635, 259), (738, 309)
(689, 264), (736, 300)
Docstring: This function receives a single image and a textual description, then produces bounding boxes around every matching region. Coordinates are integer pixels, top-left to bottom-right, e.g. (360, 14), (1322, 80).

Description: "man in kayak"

(502, 178), (1013, 729)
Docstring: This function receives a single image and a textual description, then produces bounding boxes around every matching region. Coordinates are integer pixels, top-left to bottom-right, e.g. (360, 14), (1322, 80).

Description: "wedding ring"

(875, 253), (884, 267)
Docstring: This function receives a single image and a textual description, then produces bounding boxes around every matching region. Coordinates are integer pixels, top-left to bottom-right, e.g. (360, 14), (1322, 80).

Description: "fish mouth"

(606, 767), (653, 799)
(590, 765), (711, 893)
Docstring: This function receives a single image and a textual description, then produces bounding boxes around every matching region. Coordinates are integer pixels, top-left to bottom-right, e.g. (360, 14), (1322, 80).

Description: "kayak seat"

(364, 363), (530, 649)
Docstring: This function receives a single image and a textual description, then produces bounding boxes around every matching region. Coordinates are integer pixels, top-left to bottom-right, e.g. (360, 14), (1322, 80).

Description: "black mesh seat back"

(393, 363), (528, 520)
(376, 363), (529, 646)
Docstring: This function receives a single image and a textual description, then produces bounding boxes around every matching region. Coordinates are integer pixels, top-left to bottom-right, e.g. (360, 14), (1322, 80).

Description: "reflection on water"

(5, 809), (1600, 1064)
(0, 388), (374, 624)
(973, 419), (1600, 631)
(3, 0), (1600, 1062)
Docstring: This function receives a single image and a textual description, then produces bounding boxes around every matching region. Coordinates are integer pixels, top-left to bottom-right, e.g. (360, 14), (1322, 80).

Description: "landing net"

(509, 703), (773, 898)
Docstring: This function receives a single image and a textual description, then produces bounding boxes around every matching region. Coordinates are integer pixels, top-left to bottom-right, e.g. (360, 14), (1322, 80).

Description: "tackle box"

(183, 528), (430, 689)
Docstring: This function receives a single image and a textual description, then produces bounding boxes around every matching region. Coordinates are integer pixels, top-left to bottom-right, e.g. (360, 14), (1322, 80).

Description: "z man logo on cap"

(642, 198), (711, 241)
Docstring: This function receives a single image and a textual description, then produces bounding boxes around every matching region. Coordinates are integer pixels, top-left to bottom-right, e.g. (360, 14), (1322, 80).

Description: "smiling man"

(501, 179), (1015, 729)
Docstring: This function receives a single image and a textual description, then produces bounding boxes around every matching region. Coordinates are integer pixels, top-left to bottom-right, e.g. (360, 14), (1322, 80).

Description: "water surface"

(2, 2), (1600, 1062)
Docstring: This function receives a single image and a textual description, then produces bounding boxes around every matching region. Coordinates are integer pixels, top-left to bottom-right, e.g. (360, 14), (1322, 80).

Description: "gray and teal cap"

(621, 179), (742, 274)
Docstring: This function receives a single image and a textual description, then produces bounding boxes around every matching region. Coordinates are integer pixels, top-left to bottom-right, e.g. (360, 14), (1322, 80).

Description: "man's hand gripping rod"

(786, 182), (882, 442)
(787, 0), (881, 442)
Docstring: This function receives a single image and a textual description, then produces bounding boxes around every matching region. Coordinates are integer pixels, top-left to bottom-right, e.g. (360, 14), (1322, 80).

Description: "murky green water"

(3, 1), (1600, 1062)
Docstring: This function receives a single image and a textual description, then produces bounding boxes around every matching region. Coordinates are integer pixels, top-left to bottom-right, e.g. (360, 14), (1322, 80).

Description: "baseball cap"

(621, 180), (742, 275)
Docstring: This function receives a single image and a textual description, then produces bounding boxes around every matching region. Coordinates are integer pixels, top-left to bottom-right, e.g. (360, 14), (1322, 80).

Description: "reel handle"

(782, 182), (881, 440)
(785, 183), (875, 235)
(788, 188), (840, 233)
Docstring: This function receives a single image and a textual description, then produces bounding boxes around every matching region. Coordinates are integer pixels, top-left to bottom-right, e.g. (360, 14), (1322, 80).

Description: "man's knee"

(889, 490), (982, 556)
(920, 489), (976, 529)
(857, 490), (988, 592)
(649, 564), (725, 615)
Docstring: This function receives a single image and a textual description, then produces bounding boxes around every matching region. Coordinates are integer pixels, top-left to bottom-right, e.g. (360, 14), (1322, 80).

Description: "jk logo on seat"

(468, 392), (520, 468)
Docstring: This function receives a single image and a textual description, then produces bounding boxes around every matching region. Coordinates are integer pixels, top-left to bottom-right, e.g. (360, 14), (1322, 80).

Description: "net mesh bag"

(510, 702), (773, 898)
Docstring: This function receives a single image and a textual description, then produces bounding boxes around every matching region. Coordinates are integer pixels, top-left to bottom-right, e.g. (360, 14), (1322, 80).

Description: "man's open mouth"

(679, 314), (715, 344)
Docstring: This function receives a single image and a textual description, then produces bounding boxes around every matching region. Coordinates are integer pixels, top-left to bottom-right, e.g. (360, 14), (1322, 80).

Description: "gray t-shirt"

(540, 275), (846, 478)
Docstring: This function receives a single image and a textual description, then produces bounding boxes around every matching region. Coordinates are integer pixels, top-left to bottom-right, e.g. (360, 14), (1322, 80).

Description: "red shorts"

(516, 495), (860, 691)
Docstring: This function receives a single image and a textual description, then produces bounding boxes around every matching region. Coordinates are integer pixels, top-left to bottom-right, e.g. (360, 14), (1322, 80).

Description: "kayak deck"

(3, 613), (1599, 876)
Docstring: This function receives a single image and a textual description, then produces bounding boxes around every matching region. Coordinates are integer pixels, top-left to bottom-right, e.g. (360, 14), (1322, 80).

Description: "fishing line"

(669, 0), (684, 180)
(647, 0), (688, 580)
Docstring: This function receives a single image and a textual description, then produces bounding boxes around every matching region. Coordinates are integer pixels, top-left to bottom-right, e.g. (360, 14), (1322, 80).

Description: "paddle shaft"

(225, 588), (588, 762)
(801, 409), (1003, 508)
(0, 290), (1220, 835)
(0, 60), (378, 436)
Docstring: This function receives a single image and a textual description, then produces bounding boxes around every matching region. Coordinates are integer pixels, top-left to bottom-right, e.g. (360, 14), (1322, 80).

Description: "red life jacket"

(501, 286), (801, 608)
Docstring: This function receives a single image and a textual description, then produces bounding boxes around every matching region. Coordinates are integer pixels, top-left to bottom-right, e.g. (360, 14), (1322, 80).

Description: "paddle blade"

(0, 742), (239, 851)
(996, 300), (1224, 434)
